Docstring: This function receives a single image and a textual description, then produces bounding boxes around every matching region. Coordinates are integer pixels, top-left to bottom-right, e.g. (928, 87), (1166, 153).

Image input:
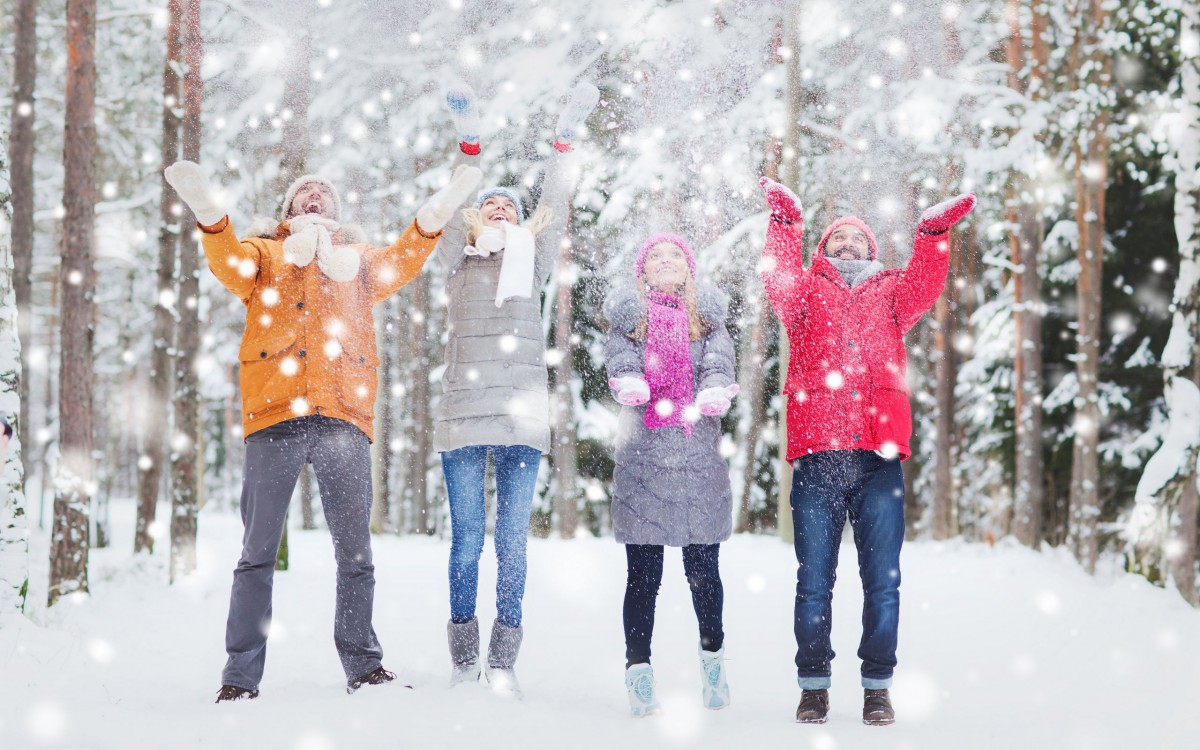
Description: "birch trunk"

(551, 243), (578, 538)
(49, 0), (98, 606)
(1, 133), (29, 612)
(1128, 3), (1200, 604)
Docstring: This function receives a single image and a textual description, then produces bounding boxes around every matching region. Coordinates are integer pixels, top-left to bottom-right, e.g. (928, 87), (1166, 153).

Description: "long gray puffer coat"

(432, 152), (569, 454)
(603, 283), (736, 546)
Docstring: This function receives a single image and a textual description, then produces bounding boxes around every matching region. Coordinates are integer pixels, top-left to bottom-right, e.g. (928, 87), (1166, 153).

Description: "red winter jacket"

(761, 218), (950, 461)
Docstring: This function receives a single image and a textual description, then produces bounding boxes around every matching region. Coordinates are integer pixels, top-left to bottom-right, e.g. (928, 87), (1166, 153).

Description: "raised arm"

(432, 150), (483, 274)
(758, 176), (808, 328)
(164, 161), (262, 302)
(532, 154), (571, 286)
(892, 192), (976, 332)
(368, 161), (483, 301)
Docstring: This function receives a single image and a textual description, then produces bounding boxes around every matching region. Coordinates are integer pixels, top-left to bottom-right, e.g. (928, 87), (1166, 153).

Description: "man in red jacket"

(759, 176), (975, 726)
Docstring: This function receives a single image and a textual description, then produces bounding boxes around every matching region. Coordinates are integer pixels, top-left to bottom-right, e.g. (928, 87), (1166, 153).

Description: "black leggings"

(623, 543), (724, 667)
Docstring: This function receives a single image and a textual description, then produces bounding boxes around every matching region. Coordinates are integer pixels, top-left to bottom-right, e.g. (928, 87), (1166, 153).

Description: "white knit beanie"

(281, 174), (342, 222)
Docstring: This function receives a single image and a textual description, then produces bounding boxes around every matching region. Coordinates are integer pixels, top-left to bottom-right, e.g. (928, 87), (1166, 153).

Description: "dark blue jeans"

(623, 543), (724, 666)
(790, 450), (904, 689)
(442, 444), (541, 628)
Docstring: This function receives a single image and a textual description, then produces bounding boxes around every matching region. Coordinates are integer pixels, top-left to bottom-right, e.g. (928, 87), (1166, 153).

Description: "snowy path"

(3, 499), (1197, 750)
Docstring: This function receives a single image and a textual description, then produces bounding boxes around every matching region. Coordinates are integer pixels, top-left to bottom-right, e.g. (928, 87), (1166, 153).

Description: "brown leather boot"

(863, 688), (895, 725)
(795, 689), (829, 724)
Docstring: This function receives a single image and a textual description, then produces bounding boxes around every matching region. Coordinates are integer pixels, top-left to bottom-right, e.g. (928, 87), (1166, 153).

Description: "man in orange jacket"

(165, 160), (481, 702)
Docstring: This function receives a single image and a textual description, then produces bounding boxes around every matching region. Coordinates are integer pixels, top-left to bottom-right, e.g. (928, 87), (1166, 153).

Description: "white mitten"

(608, 376), (650, 407)
(696, 384), (740, 417)
(446, 82), (481, 154)
(474, 226), (505, 255)
(417, 163), (483, 234)
(317, 244), (361, 282)
(554, 82), (600, 149)
(163, 160), (226, 226)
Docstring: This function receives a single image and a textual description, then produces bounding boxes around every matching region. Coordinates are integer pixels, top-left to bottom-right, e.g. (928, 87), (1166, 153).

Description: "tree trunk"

(135, 0), (182, 555)
(775, 0), (804, 545)
(8, 0), (36, 496)
(931, 274), (957, 541)
(1006, 0), (1047, 548)
(49, 0), (98, 606)
(1068, 0), (1111, 574)
(1129, 1), (1200, 604)
(300, 464), (316, 530)
(372, 298), (396, 534)
(735, 294), (771, 533)
(1, 135), (30, 612)
(551, 242), (578, 538)
(408, 274), (433, 534)
(169, 0), (203, 583)
(279, 30), (312, 187)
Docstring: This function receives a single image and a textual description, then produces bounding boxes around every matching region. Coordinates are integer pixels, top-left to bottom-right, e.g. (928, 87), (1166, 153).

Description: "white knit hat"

(281, 174), (342, 221)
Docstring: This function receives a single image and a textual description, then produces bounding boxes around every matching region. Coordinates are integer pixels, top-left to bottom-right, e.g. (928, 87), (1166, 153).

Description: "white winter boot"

(625, 663), (663, 718)
(699, 644), (731, 710)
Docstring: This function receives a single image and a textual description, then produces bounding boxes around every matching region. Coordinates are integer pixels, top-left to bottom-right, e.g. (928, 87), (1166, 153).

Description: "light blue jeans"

(442, 444), (541, 628)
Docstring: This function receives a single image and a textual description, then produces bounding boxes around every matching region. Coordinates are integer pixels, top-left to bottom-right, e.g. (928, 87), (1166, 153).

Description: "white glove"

(696, 384), (740, 417)
(163, 160), (226, 226)
(417, 163), (483, 234)
(608, 376), (650, 407)
(554, 82), (600, 147)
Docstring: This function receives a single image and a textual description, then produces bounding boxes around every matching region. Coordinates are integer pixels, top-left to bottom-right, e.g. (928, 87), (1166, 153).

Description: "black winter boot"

(346, 666), (396, 694)
(215, 685), (259, 703)
(795, 688), (829, 724)
(863, 688), (895, 725)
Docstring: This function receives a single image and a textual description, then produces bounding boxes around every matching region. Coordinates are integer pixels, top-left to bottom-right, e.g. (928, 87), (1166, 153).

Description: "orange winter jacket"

(199, 216), (439, 442)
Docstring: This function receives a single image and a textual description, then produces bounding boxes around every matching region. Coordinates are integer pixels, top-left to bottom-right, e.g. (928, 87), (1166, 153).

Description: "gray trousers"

(222, 415), (383, 690)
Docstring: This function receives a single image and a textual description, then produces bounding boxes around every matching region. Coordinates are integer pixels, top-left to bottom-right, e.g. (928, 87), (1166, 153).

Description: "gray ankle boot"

(447, 617), (481, 686)
(484, 619), (524, 698)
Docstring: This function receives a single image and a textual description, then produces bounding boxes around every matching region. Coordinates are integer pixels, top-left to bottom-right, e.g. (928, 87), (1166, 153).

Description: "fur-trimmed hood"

(603, 282), (728, 335)
(245, 216), (367, 245)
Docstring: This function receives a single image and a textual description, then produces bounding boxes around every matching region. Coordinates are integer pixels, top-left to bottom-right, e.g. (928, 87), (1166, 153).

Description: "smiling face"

(289, 181), (337, 220)
(823, 226), (871, 260)
(480, 195), (519, 227)
(642, 242), (690, 292)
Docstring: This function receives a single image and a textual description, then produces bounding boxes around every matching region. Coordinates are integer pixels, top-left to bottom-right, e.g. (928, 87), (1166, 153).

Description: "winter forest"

(1, 0), (1199, 747)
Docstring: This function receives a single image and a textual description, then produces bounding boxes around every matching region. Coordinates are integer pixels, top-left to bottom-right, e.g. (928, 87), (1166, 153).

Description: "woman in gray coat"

(603, 232), (739, 717)
(434, 82), (597, 696)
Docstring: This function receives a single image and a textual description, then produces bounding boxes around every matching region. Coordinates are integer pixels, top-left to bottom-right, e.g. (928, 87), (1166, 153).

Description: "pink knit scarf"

(643, 289), (694, 436)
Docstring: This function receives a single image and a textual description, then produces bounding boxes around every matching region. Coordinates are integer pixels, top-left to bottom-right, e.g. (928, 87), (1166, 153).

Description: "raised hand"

(417, 163), (483, 234)
(696, 384), (740, 417)
(608, 376), (650, 407)
(164, 160), (226, 226)
(759, 176), (803, 225)
(446, 82), (481, 155)
(554, 82), (600, 152)
(917, 192), (977, 235)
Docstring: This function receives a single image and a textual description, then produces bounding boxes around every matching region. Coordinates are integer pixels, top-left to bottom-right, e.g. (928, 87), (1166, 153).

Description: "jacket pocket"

(331, 334), (379, 420)
(238, 329), (300, 418)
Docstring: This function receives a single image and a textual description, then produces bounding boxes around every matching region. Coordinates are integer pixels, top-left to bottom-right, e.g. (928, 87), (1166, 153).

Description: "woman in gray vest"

(434, 81), (597, 697)
(603, 233), (739, 717)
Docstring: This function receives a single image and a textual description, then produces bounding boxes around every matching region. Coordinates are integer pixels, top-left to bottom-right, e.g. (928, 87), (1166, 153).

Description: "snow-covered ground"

(3, 498), (1197, 750)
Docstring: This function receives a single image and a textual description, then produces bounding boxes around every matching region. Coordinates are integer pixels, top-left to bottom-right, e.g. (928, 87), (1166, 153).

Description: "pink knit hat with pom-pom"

(634, 233), (697, 278)
(817, 217), (878, 260)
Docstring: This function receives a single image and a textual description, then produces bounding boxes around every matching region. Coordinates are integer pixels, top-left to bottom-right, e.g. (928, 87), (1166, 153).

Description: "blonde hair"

(629, 274), (707, 342)
(462, 205), (554, 245)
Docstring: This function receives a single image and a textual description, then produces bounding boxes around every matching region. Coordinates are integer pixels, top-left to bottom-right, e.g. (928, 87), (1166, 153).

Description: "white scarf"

(463, 223), (537, 307)
(282, 214), (361, 282)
